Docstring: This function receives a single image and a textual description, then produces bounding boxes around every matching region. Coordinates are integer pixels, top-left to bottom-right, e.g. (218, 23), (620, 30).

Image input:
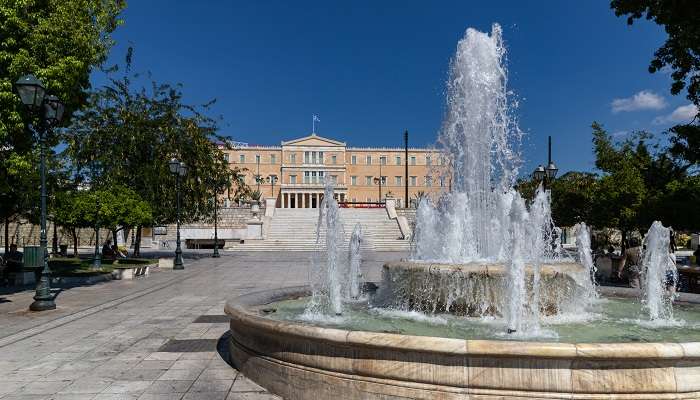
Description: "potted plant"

(249, 190), (262, 218)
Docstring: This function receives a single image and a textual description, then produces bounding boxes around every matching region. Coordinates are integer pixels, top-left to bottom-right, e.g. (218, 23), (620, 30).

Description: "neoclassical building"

(223, 133), (446, 208)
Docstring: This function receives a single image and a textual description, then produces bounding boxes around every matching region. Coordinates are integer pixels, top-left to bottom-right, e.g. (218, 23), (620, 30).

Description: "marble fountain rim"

(224, 284), (700, 361)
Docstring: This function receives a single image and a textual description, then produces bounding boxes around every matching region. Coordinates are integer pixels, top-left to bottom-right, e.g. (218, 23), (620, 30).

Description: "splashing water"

(642, 221), (676, 322)
(307, 182), (347, 316)
(348, 224), (363, 300)
(409, 24), (583, 335)
(574, 222), (598, 307)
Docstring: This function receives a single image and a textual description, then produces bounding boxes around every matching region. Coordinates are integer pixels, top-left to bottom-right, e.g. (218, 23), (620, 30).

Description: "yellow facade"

(223, 133), (446, 208)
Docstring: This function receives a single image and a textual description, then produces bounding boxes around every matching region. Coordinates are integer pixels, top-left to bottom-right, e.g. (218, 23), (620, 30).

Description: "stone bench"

(112, 265), (152, 280)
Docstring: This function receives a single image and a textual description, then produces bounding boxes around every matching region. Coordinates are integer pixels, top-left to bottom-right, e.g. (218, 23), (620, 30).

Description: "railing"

(338, 201), (385, 209)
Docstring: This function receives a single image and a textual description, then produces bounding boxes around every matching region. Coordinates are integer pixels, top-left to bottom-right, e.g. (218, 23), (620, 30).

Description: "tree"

(54, 186), (152, 255)
(611, 0), (700, 111)
(550, 172), (599, 227)
(64, 52), (232, 255)
(0, 0), (125, 245)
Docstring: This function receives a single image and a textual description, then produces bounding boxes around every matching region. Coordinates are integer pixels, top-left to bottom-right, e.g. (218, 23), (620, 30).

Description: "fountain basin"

(381, 261), (590, 317)
(226, 285), (700, 400)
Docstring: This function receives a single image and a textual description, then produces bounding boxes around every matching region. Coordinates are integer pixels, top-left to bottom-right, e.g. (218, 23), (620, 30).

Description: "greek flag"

(313, 114), (320, 122)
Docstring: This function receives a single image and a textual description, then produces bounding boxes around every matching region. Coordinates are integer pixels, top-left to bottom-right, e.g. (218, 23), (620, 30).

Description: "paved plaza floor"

(0, 251), (406, 400)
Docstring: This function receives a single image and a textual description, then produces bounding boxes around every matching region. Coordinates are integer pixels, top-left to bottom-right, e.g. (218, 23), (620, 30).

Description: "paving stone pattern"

(0, 251), (402, 399)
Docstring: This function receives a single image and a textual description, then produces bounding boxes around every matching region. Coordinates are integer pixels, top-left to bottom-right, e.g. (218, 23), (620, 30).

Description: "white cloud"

(652, 104), (699, 125)
(611, 90), (667, 113)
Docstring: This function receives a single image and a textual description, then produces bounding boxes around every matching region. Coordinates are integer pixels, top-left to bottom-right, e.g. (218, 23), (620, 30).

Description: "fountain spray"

(642, 221), (675, 321)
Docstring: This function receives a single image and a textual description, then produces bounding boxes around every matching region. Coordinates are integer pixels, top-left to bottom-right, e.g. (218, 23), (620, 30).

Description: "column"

(301, 193), (306, 209)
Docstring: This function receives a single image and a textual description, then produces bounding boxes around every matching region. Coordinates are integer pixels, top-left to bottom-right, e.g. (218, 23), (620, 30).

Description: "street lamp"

(532, 136), (558, 190)
(169, 157), (187, 269)
(212, 193), (220, 258)
(14, 74), (64, 311)
(373, 159), (384, 203)
(266, 174), (278, 201)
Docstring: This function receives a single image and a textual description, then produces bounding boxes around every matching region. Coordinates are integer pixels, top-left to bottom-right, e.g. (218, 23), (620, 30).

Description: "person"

(618, 238), (643, 288)
(666, 240), (678, 299)
(102, 239), (116, 259)
(112, 244), (127, 259)
(5, 244), (23, 270)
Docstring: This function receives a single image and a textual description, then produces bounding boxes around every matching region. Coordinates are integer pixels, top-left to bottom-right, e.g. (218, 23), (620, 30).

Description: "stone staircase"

(226, 208), (411, 252)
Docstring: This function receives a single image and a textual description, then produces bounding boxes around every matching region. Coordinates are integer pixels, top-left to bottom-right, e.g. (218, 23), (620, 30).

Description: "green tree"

(611, 0), (700, 110)
(0, 0), (125, 247)
(550, 172), (599, 227)
(64, 52), (232, 255)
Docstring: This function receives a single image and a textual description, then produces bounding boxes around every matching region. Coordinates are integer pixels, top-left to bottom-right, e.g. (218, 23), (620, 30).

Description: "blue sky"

(91, 1), (696, 175)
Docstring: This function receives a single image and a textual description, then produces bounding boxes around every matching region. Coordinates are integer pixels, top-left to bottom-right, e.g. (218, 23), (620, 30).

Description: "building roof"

(281, 133), (346, 147)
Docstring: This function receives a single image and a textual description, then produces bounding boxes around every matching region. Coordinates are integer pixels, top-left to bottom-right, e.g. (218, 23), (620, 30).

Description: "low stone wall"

(226, 285), (700, 400)
(2, 207), (254, 250)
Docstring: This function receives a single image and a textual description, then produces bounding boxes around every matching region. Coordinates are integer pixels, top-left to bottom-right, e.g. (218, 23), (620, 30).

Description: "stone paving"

(0, 251), (406, 399)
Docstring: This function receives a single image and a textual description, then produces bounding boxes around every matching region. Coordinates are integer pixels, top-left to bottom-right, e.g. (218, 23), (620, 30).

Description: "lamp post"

(532, 136), (558, 190)
(15, 75), (64, 311)
(266, 174), (278, 201)
(212, 194), (220, 258)
(373, 159), (383, 203)
(169, 158), (187, 269)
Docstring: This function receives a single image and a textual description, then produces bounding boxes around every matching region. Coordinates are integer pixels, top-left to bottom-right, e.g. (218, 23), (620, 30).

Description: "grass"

(24, 257), (157, 277)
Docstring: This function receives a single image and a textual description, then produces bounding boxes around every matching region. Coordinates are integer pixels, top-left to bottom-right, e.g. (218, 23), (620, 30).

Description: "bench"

(112, 264), (152, 280)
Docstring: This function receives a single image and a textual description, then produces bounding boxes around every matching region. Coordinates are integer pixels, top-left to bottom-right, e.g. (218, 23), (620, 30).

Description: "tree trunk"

(134, 226), (142, 257)
(72, 227), (78, 256)
(112, 229), (118, 248)
(4, 216), (9, 254)
(621, 229), (628, 253)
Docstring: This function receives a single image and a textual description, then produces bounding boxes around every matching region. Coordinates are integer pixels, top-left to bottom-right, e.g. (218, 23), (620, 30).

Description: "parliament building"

(223, 133), (447, 208)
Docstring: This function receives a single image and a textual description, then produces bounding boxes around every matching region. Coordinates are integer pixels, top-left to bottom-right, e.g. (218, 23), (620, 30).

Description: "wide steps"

(226, 208), (409, 252)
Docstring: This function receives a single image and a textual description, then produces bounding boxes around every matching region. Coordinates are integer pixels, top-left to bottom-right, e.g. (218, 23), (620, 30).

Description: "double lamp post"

(14, 74), (65, 311)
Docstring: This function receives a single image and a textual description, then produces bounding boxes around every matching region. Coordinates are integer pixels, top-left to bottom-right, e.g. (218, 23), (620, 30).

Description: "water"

(574, 222), (598, 308)
(642, 221), (676, 321)
(264, 296), (700, 343)
(410, 24), (582, 335)
(307, 182), (347, 316)
(348, 224), (363, 300)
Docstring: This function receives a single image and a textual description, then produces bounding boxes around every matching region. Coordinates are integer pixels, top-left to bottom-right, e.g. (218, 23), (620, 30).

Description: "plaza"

(2, 1), (700, 399)
(0, 251), (399, 399)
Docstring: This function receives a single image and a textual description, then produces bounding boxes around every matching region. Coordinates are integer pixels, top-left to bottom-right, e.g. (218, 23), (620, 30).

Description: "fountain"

(226, 24), (700, 399)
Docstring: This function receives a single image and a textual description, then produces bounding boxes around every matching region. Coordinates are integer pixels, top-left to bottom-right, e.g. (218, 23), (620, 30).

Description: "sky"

(91, 0), (697, 175)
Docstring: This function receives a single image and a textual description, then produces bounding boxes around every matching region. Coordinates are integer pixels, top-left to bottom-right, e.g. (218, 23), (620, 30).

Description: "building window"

(291, 153), (297, 163)
(380, 176), (387, 185)
(395, 176), (402, 186)
(351, 176), (357, 185)
(439, 176), (445, 187)
(271, 154), (276, 164)
(256, 154), (261, 164)
(311, 152), (317, 164)
(425, 176), (432, 187)
(366, 155), (372, 165)
(396, 156), (401, 165)
(367, 197), (372, 202)
(319, 171), (325, 183)
(330, 175), (337, 183)
(304, 171), (310, 184)
(331, 155), (337, 164)
(239, 154), (245, 163)
(410, 176), (417, 186)
(440, 156), (445, 166)
(380, 156), (387, 165)
(351, 155), (357, 165)
(426, 156), (432, 166)
(411, 156), (417, 165)
(319, 152), (324, 164)
(223, 153), (229, 162)
(365, 176), (372, 185)
(290, 175), (297, 184)
(305, 151), (310, 164)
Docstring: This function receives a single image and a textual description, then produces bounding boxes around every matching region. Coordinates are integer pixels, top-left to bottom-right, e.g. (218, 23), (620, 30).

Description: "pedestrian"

(618, 237), (642, 288)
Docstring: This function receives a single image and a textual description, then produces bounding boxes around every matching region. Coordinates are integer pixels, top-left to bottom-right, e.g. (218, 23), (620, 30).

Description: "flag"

(313, 114), (320, 122)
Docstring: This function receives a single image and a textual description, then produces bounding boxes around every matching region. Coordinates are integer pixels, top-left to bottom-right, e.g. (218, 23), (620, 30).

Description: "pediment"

(282, 133), (345, 147)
